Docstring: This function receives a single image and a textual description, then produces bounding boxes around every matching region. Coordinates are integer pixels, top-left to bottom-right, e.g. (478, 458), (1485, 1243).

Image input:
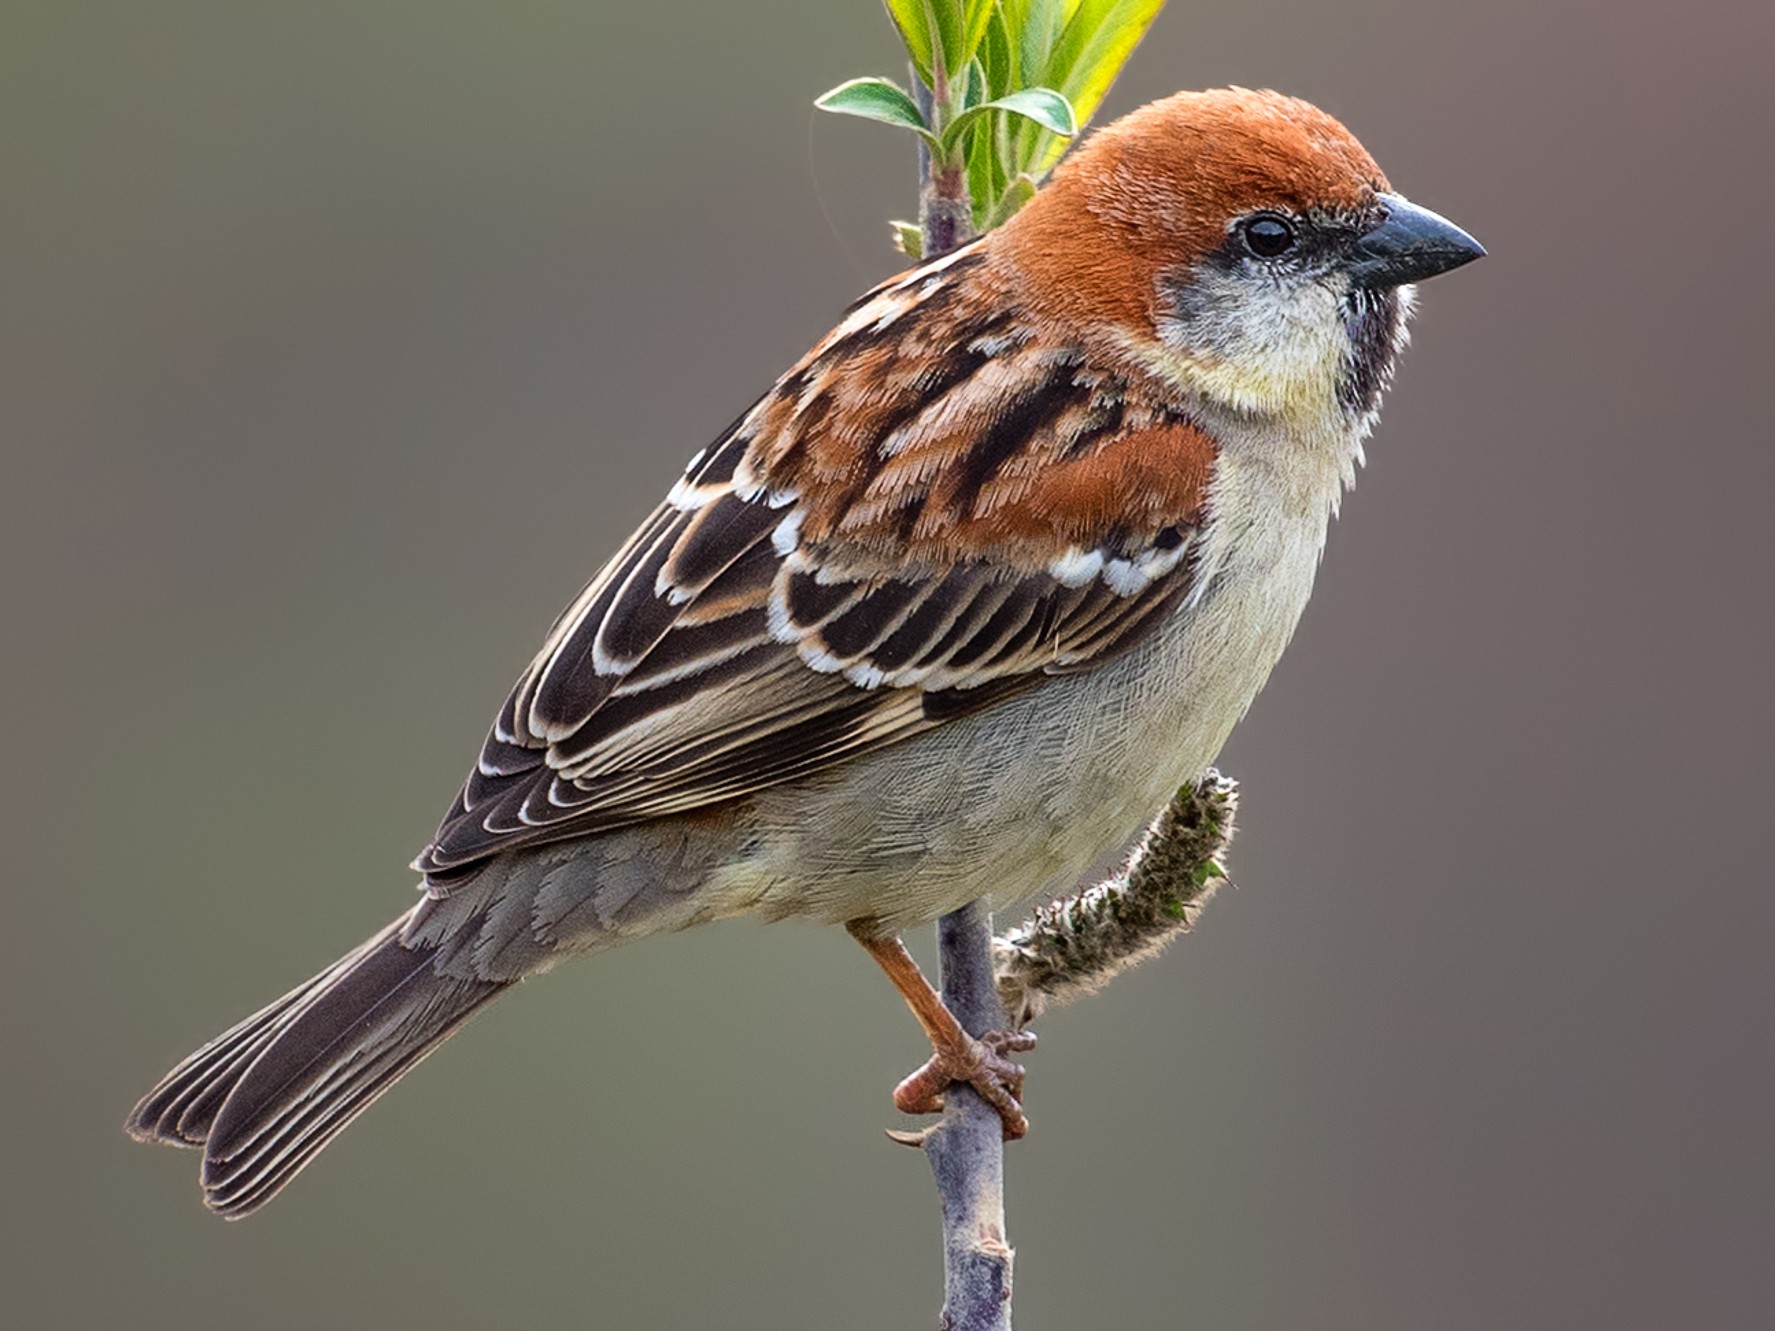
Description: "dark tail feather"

(125, 920), (407, 1148)
(125, 910), (506, 1219)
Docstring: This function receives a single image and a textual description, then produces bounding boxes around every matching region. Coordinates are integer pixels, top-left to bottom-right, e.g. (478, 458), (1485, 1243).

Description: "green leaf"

(960, 55), (988, 110)
(886, 1), (991, 104)
(980, 174), (1038, 230)
(864, 0), (1167, 252)
(1045, 0), (1165, 130)
(964, 98), (1005, 228)
(1003, 0), (1072, 172)
(940, 86), (1077, 153)
(814, 77), (939, 148)
(937, 2), (968, 81)
(882, 1), (936, 83)
(1017, 0), (1071, 86)
(890, 219), (924, 258)
(956, 0), (998, 75)
(998, 86), (1079, 135)
(1004, 1), (1164, 179)
(979, 8), (1015, 99)
(908, 0), (965, 88)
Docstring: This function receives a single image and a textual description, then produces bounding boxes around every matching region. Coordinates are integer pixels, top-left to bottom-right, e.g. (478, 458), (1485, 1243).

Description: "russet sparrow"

(127, 87), (1483, 1216)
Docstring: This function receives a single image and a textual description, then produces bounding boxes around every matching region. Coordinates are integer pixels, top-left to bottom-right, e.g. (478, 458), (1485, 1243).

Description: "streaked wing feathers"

(417, 244), (1216, 879)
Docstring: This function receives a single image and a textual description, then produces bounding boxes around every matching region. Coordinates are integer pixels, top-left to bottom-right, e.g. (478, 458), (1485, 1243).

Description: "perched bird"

(126, 87), (1482, 1217)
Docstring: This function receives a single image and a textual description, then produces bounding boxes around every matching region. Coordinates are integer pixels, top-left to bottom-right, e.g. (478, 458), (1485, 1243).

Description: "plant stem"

(914, 73), (974, 260)
(927, 901), (1013, 1331)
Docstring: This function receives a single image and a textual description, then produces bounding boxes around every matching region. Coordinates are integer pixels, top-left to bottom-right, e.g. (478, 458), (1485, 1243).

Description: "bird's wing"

(417, 246), (1217, 880)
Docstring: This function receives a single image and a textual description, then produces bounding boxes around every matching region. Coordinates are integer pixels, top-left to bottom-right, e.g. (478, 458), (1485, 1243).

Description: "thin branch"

(926, 902), (1014, 1331)
(914, 74), (974, 261)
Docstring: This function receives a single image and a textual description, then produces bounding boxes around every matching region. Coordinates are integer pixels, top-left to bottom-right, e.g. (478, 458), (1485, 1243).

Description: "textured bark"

(914, 76), (973, 264)
(926, 902), (1014, 1331)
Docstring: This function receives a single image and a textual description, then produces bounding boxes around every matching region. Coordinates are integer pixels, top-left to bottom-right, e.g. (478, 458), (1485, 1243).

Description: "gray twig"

(914, 67), (972, 261)
(927, 902), (1014, 1331)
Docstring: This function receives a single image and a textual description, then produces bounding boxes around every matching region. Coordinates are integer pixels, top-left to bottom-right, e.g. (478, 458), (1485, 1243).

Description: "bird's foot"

(893, 1028), (1037, 1140)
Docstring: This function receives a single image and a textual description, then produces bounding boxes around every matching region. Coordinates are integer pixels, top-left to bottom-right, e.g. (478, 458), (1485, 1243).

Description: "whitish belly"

(736, 506), (1327, 929)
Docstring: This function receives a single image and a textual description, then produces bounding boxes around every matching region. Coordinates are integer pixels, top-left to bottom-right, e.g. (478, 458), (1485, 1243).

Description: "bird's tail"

(124, 908), (506, 1218)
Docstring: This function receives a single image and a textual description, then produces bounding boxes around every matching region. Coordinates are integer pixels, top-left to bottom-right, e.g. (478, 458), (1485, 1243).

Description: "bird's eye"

(1241, 215), (1297, 258)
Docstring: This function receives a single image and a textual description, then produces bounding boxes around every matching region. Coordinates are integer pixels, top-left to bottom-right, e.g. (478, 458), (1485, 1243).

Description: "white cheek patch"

(1152, 268), (1351, 417)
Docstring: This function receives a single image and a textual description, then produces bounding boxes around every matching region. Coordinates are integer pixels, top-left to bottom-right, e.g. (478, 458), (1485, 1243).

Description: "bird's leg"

(846, 922), (1037, 1140)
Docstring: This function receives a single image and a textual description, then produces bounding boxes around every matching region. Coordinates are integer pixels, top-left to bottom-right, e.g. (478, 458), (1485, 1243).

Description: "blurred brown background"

(4, 2), (1771, 1327)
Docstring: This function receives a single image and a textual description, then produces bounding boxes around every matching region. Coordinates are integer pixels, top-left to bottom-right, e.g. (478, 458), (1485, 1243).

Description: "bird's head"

(999, 87), (1483, 428)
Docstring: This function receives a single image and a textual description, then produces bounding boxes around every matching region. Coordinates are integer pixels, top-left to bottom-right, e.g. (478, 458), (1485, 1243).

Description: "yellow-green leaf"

(957, 0), (998, 75)
(979, 8), (1016, 98)
(980, 174), (1039, 229)
(1017, 0), (1072, 86)
(1047, 0), (1165, 129)
(883, 1), (935, 82)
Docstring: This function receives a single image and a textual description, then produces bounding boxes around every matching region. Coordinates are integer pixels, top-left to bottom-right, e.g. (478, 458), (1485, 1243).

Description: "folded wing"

(418, 245), (1217, 880)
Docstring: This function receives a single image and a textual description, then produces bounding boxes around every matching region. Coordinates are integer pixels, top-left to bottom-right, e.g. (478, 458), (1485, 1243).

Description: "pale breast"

(419, 433), (1352, 977)
(730, 440), (1341, 930)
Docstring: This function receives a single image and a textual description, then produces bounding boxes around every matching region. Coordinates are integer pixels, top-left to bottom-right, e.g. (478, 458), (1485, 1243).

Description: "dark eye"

(1241, 215), (1297, 258)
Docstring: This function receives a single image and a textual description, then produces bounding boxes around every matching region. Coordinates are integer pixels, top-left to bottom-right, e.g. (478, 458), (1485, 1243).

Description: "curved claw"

(892, 1028), (1036, 1140)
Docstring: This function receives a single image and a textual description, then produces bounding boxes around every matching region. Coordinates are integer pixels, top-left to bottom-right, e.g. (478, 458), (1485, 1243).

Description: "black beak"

(1348, 194), (1485, 289)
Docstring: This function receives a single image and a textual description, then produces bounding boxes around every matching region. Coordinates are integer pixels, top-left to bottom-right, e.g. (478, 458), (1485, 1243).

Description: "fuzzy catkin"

(993, 771), (1238, 1028)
